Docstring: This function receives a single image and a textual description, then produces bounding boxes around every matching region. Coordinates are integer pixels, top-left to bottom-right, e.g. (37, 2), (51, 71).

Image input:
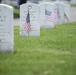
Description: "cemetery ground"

(0, 22), (76, 75)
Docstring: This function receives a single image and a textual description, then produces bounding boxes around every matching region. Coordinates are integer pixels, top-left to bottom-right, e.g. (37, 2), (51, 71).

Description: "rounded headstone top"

(0, 4), (13, 9)
(20, 2), (38, 7)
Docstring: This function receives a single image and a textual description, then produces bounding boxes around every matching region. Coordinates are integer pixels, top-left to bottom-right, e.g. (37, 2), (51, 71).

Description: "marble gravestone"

(64, 4), (70, 23)
(54, 2), (70, 24)
(39, 2), (56, 29)
(0, 4), (14, 52)
(54, 2), (64, 24)
(20, 3), (40, 36)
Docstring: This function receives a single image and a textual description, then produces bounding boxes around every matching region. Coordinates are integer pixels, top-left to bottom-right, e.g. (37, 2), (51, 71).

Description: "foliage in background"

(14, 7), (19, 18)
(71, 4), (76, 7)
(0, 0), (1, 3)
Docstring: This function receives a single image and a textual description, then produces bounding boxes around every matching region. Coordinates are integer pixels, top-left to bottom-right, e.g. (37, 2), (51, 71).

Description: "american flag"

(24, 10), (31, 33)
(64, 13), (69, 21)
(45, 9), (58, 22)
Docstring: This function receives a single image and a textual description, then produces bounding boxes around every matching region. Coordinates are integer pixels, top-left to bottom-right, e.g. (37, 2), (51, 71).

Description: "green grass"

(0, 22), (76, 75)
(71, 4), (76, 7)
(14, 7), (19, 18)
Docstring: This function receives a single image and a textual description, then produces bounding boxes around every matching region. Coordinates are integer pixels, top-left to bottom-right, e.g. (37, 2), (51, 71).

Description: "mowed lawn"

(0, 22), (76, 75)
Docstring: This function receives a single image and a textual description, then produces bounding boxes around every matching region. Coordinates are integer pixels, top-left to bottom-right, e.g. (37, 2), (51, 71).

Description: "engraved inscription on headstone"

(20, 3), (40, 36)
(0, 4), (14, 52)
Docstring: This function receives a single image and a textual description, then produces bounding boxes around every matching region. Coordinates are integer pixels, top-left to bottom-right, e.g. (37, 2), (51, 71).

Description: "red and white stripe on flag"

(24, 22), (31, 33)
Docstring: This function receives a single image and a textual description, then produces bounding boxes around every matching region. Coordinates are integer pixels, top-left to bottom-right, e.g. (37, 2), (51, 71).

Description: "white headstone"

(54, 2), (64, 24)
(54, 2), (70, 24)
(39, 2), (55, 29)
(0, 4), (14, 52)
(20, 3), (40, 36)
(64, 4), (70, 23)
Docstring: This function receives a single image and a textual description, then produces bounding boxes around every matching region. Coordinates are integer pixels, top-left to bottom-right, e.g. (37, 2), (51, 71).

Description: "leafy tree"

(19, 0), (27, 5)
(0, 0), (2, 3)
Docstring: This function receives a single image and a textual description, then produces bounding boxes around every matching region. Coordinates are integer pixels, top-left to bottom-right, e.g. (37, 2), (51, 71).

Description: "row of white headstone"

(20, 2), (70, 36)
(0, 2), (70, 52)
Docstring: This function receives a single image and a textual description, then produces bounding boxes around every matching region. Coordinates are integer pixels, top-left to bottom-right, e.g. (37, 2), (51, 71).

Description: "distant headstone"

(64, 4), (70, 23)
(54, 2), (70, 24)
(0, 4), (14, 52)
(20, 3), (40, 36)
(39, 2), (56, 29)
(54, 2), (64, 24)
